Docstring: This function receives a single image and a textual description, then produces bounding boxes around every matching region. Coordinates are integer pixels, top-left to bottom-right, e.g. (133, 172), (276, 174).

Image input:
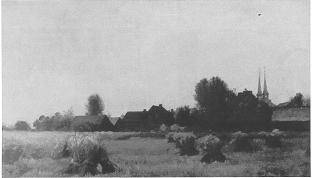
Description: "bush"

(14, 121), (31, 131)
(172, 133), (197, 155)
(60, 135), (117, 176)
(230, 131), (253, 152)
(195, 135), (225, 163)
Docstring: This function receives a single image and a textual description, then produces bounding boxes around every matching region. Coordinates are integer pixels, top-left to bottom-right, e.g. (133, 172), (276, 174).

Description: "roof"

(123, 112), (147, 122)
(109, 117), (120, 125)
(148, 105), (169, 113)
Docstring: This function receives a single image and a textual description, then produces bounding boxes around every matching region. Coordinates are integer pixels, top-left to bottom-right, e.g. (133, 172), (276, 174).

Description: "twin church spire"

(257, 67), (269, 100)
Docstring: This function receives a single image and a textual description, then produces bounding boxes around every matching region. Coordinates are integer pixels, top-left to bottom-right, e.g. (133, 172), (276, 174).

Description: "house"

(271, 107), (310, 131)
(115, 111), (149, 131)
(116, 104), (174, 131)
(71, 115), (115, 132)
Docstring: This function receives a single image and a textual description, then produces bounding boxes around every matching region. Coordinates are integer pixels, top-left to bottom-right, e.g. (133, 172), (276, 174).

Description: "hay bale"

(196, 135), (225, 163)
(306, 146), (310, 156)
(2, 144), (24, 164)
(170, 124), (185, 132)
(159, 124), (169, 133)
(230, 131), (253, 152)
(166, 132), (175, 143)
(62, 135), (117, 176)
(172, 132), (197, 155)
(265, 129), (283, 148)
(51, 140), (72, 159)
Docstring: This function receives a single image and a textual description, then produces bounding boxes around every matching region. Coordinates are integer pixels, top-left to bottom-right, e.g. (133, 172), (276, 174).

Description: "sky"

(2, 0), (310, 125)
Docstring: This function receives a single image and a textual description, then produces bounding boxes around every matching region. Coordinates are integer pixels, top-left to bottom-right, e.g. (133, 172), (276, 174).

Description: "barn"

(116, 104), (174, 131)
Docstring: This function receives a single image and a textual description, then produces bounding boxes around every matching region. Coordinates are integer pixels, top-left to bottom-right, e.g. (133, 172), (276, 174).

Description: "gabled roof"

(109, 117), (120, 125)
(123, 111), (147, 122)
(148, 105), (169, 113)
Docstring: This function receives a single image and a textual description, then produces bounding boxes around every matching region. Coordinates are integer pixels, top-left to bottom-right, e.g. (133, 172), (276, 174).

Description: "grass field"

(2, 130), (310, 177)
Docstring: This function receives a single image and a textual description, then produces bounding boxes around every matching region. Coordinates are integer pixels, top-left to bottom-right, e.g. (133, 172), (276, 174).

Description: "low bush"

(195, 134), (225, 163)
(172, 132), (197, 155)
(230, 131), (253, 152)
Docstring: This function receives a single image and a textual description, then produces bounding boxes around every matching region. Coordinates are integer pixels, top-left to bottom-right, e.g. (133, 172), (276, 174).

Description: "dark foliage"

(14, 121), (31, 131)
(288, 93), (303, 107)
(174, 106), (191, 126)
(33, 110), (74, 131)
(86, 94), (104, 116)
(71, 115), (114, 132)
(194, 77), (234, 122)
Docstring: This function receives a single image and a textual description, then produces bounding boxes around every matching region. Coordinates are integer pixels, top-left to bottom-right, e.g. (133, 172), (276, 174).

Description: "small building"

(272, 107), (310, 131)
(71, 115), (115, 132)
(116, 104), (174, 131)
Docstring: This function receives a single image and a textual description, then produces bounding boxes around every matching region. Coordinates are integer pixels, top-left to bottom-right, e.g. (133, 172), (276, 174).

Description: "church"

(256, 68), (275, 107)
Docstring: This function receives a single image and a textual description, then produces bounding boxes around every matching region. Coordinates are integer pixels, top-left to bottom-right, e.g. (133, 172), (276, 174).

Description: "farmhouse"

(272, 107), (310, 131)
(71, 115), (115, 132)
(116, 104), (174, 131)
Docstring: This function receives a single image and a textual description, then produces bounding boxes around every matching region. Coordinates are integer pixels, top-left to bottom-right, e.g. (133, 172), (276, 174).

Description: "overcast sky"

(3, 0), (310, 125)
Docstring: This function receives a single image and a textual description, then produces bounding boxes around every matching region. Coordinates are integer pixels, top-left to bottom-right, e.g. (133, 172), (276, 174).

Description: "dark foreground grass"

(2, 131), (310, 177)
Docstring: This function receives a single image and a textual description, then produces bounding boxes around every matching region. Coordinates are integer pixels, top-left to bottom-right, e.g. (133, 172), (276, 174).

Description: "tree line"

(4, 76), (308, 132)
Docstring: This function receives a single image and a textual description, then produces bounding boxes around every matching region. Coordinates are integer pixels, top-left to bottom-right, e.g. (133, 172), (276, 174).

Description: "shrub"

(195, 135), (225, 163)
(230, 131), (253, 152)
(14, 121), (31, 131)
(61, 135), (117, 176)
(265, 129), (283, 148)
(172, 133), (197, 155)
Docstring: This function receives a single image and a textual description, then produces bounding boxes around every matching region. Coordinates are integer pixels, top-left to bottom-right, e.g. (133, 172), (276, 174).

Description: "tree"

(174, 106), (191, 126)
(86, 94), (104, 116)
(15, 121), (31, 131)
(289, 93), (303, 107)
(194, 77), (233, 120)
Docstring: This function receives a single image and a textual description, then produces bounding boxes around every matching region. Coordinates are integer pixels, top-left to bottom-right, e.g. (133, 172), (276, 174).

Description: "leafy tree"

(289, 93), (303, 107)
(86, 94), (104, 116)
(194, 77), (233, 121)
(15, 121), (31, 131)
(174, 106), (191, 126)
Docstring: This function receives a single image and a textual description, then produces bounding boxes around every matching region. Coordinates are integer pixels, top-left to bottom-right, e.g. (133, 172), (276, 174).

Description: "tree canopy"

(86, 94), (104, 116)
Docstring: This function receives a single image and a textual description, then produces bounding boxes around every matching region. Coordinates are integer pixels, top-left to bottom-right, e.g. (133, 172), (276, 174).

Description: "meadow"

(2, 130), (310, 177)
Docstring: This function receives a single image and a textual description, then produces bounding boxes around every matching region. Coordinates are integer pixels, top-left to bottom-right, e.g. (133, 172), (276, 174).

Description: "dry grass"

(2, 130), (310, 177)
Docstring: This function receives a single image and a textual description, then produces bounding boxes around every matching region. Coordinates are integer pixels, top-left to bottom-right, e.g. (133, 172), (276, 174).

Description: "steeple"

(263, 67), (269, 98)
(256, 69), (262, 98)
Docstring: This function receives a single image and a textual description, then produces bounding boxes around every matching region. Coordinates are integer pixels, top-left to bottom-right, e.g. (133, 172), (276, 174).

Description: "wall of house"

(272, 107), (310, 122)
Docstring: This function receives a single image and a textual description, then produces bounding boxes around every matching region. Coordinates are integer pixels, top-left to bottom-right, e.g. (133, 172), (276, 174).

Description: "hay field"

(2, 130), (310, 177)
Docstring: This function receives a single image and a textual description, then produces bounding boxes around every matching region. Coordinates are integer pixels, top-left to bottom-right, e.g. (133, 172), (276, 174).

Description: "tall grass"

(2, 130), (310, 177)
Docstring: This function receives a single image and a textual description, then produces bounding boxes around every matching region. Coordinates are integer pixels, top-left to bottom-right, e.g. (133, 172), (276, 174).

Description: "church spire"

(257, 69), (262, 98)
(263, 67), (269, 98)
